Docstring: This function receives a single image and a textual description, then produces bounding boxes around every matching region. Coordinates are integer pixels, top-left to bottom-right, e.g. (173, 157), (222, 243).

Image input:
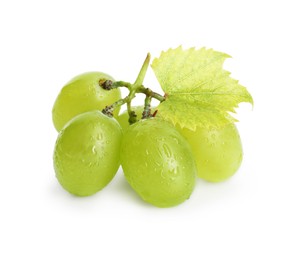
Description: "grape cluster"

(52, 71), (243, 208)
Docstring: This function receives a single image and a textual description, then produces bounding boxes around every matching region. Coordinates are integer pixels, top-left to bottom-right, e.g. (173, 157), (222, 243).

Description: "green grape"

(53, 110), (122, 196)
(178, 123), (243, 182)
(52, 72), (121, 132)
(121, 118), (196, 207)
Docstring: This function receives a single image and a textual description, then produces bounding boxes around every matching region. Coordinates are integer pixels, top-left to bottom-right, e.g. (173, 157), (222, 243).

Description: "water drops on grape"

(120, 118), (197, 207)
(53, 111), (122, 196)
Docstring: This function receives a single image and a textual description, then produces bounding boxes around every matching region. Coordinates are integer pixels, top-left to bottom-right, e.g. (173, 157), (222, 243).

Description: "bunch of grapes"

(52, 48), (252, 207)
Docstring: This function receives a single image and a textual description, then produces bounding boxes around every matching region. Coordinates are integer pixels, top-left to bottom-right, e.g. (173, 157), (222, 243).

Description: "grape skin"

(52, 72), (121, 132)
(178, 123), (243, 182)
(53, 110), (122, 196)
(121, 118), (197, 207)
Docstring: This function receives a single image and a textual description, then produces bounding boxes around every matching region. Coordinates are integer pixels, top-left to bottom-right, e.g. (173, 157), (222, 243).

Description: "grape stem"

(133, 53), (151, 88)
(137, 87), (165, 102)
(101, 53), (166, 123)
(142, 95), (152, 119)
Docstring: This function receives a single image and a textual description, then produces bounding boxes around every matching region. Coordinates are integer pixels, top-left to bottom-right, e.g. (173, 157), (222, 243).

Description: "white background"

(1, 0), (300, 259)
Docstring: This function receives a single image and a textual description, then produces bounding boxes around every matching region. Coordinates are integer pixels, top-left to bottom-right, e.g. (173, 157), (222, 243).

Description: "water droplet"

(96, 133), (103, 140)
(161, 171), (167, 179)
(173, 137), (179, 144)
(162, 144), (172, 158)
(155, 161), (161, 167)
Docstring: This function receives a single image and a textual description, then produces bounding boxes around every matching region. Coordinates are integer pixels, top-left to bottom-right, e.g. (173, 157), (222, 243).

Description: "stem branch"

(142, 95), (152, 119)
(101, 53), (165, 121)
(100, 80), (132, 90)
(132, 53), (151, 90)
(127, 100), (137, 124)
(137, 87), (166, 102)
(102, 97), (129, 117)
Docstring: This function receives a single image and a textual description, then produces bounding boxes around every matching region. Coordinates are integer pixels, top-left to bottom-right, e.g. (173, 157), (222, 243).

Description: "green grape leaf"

(151, 46), (253, 130)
